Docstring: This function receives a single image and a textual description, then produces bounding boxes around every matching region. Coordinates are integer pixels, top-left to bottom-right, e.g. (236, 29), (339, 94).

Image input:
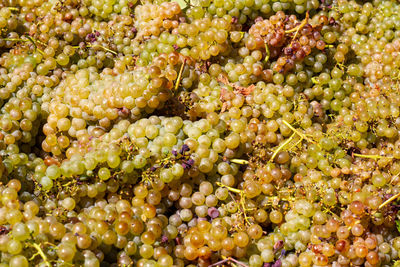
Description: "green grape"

(98, 167), (111, 180)
(107, 153), (121, 168)
(7, 240), (22, 254)
(9, 255), (29, 267)
(40, 176), (53, 191)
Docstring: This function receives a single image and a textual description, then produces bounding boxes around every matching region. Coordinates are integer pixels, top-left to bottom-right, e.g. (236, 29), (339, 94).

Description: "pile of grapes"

(2, 0), (400, 266)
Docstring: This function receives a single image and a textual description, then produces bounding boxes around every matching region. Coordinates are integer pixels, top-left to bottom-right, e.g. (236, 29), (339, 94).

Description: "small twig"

(322, 205), (337, 216)
(230, 159), (249, 165)
(1, 37), (44, 54)
(28, 36), (46, 46)
(209, 257), (249, 267)
(391, 172), (400, 185)
(285, 11), (309, 38)
(216, 182), (241, 194)
(30, 243), (51, 267)
(336, 62), (348, 71)
(379, 192), (400, 210)
(175, 60), (186, 90)
(229, 257), (249, 267)
(271, 120), (320, 159)
(1, 38), (27, 42)
(270, 133), (295, 162)
(347, 220), (361, 231)
(352, 153), (393, 160)
(216, 182), (252, 226)
(26, 36), (44, 54)
(264, 41), (270, 62)
(282, 120), (315, 144)
(287, 135), (303, 150)
(87, 44), (117, 55)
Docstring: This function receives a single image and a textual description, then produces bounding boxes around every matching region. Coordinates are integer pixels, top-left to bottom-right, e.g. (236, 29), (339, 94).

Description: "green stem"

(216, 181), (242, 194)
(352, 153), (393, 159)
(87, 44), (117, 55)
(282, 119), (315, 144)
(391, 172), (400, 185)
(287, 136), (303, 150)
(1, 38), (27, 42)
(31, 243), (51, 267)
(269, 133), (295, 162)
(1, 37), (44, 54)
(230, 159), (249, 165)
(26, 36), (44, 54)
(175, 60), (186, 91)
(379, 192), (400, 209)
(311, 77), (319, 84)
(285, 11), (309, 42)
(264, 41), (270, 62)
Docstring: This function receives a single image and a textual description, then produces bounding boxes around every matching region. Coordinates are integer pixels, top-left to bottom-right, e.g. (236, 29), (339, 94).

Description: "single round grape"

(9, 255), (29, 267)
(98, 167), (111, 180)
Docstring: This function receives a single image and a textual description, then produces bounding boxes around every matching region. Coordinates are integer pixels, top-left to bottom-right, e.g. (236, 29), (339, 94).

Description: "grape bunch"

(248, 11), (327, 73)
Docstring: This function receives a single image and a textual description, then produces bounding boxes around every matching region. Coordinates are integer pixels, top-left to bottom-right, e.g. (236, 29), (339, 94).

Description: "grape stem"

(282, 119), (315, 144)
(311, 77), (319, 84)
(347, 219), (361, 231)
(1, 38), (26, 42)
(336, 62), (347, 71)
(390, 172), (400, 185)
(216, 181), (241, 194)
(264, 41), (270, 62)
(216, 182), (253, 225)
(175, 59), (186, 91)
(285, 11), (309, 41)
(1, 37), (44, 54)
(29, 243), (51, 267)
(87, 44), (117, 55)
(269, 132), (295, 162)
(378, 192), (400, 210)
(230, 159), (249, 165)
(270, 119), (318, 162)
(209, 256), (249, 267)
(352, 153), (393, 160)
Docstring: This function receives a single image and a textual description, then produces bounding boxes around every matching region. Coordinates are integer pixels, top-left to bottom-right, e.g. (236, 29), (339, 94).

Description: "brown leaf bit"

(127, 56), (139, 71)
(220, 87), (230, 101)
(217, 73), (229, 85)
(217, 74), (256, 95)
(238, 84), (256, 95)
(195, 61), (210, 73)
(220, 88), (230, 112)
(217, 74), (256, 112)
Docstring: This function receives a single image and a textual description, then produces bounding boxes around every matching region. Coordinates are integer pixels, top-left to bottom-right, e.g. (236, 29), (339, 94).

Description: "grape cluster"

(248, 11), (326, 73)
(134, 2), (181, 39)
(41, 65), (173, 156)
